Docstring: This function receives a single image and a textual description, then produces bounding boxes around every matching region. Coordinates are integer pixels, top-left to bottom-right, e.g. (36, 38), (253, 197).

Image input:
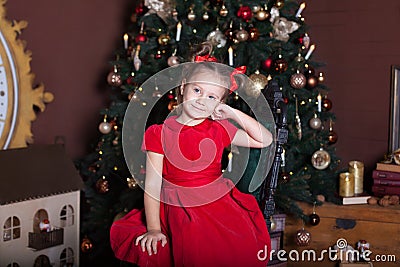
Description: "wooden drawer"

(283, 202), (400, 267)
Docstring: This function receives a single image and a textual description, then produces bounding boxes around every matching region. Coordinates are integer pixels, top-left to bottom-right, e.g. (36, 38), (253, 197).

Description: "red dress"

(110, 116), (271, 267)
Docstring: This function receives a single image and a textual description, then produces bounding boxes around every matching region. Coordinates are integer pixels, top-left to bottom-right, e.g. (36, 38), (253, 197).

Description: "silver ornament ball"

(309, 117), (322, 130)
(99, 122), (112, 134)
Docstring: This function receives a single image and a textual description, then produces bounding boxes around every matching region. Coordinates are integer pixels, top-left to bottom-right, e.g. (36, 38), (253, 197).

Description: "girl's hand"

(211, 103), (235, 121)
(135, 229), (167, 256)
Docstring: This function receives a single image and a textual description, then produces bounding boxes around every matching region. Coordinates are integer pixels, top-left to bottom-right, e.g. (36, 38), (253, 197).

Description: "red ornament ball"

(248, 27), (259, 41)
(135, 4), (145, 16)
(328, 130), (338, 144)
(283, 97), (289, 104)
(323, 98), (333, 111)
(298, 36), (304, 45)
(126, 76), (136, 85)
(274, 58), (288, 73)
(225, 28), (235, 41)
(237, 6), (252, 21)
(135, 34), (147, 43)
(155, 50), (162, 59)
(262, 57), (273, 70)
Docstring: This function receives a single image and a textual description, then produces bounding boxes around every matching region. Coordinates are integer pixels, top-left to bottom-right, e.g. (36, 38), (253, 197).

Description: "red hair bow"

(194, 55), (218, 62)
(230, 66), (246, 93)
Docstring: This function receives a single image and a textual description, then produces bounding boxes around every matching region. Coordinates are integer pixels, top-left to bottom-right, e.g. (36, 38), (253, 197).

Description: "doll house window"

(3, 216), (20, 242)
(6, 263), (20, 267)
(33, 255), (51, 267)
(60, 247), (74, 267)
(33, 209), (49, 233)
(60, 205), (74, 227)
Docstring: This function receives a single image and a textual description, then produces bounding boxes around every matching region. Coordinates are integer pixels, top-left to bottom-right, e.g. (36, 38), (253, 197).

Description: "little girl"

(111, 43), (273, 266)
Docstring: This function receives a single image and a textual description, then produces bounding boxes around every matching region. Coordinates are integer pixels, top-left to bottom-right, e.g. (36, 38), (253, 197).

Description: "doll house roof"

(0, 144), (83, 205)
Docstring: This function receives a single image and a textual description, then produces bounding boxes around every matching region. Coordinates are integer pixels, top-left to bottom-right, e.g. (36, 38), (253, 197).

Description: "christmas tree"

(76, 0), (340, 264)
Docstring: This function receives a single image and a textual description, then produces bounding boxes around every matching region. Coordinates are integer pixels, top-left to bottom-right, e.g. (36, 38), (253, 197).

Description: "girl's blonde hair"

(175, 42), (231, 108)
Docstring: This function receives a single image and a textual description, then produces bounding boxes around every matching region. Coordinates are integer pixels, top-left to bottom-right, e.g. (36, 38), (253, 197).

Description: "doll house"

(0, 145), (82, 267)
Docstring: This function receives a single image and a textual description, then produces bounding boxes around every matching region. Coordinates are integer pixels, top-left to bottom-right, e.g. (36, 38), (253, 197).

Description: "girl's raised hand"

(211, 103), (235, 121)
(135, 229), (167, 256)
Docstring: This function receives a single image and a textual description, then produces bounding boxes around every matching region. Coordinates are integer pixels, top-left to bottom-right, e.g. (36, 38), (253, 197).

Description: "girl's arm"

(212, 104), (273, 148)
(135, 151), (167, 255)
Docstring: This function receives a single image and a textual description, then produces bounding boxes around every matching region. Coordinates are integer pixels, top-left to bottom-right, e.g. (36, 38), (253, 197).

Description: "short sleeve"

(141, 124), (164, 154)
(217, 119), (238, 147)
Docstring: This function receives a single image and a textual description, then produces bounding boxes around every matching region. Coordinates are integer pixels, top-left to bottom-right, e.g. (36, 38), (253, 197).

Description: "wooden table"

(283, 202), (400, 267)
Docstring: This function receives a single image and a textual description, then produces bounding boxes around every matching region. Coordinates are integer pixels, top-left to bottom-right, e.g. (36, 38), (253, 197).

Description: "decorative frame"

(0, 0), (53, 149)
(389, 65), (400, 152)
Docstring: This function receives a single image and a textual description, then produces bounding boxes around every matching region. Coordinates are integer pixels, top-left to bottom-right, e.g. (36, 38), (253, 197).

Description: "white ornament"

(269, 7), (280, 23)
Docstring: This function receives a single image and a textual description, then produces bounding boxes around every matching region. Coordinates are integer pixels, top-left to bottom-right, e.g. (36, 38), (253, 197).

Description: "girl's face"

(180, 72), (227, 121)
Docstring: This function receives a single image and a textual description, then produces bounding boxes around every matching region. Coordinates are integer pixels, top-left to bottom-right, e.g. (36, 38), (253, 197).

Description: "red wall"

(6, 0), (132, 158)
(5, 1), (400, 173)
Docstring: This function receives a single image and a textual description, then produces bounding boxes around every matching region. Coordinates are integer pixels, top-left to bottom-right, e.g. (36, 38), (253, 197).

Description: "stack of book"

(372, 163), (400, 196)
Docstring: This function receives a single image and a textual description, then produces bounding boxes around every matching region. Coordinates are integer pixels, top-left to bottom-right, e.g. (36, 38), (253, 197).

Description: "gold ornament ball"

(249, 73), (269, 90)
(306, 76), (318, 89)
(244, 85), (261, 98)
(270, 216), (277, 231)
(203, 12), (209, 20)
(274, 58), (288, 73)
(219, 5), (229, 17)
(187, 10), (196, 21)
(235, 29), (249, 42)
(252, 5), (261, 13)
(96, 178), (110, 194)
(311, 148), (331, 170)
(255, 9), (269, 21)
(127, 177), (138, 189)
(275, 0), (285, 9)
(158, 34), (171, 46)
(290, 73), (307, 89)
(81, 237), (93, 253)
